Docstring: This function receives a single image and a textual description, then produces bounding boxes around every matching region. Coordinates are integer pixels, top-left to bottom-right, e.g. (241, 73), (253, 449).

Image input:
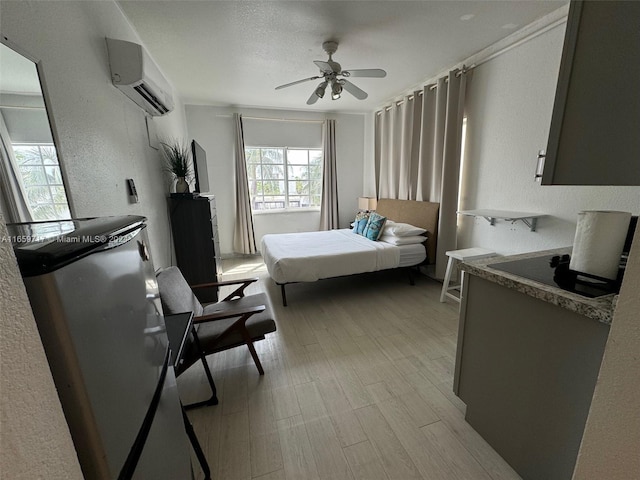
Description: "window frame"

(11, 142), (71, 221)
(245, 146), (323, 213)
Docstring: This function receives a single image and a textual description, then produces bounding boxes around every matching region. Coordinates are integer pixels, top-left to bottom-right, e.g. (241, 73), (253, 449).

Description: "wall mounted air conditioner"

(106, 38), (174, 116)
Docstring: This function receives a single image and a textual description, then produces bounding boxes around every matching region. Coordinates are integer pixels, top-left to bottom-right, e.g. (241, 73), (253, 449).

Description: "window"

(12, 144), (71, 220)
(245, 147), (322, 211)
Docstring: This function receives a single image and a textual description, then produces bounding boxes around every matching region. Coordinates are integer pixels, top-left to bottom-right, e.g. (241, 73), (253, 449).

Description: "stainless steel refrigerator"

(9, 216), (193, 479)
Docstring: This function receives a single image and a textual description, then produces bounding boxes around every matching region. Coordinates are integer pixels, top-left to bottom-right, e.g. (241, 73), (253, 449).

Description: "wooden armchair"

(156, 266), (276, 409)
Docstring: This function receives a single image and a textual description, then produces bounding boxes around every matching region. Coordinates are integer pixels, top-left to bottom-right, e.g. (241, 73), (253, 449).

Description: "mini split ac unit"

(106, 38), (174, 116)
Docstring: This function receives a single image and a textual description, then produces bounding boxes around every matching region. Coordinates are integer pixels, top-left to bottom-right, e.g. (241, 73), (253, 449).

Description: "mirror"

(0, 38), (71, 222)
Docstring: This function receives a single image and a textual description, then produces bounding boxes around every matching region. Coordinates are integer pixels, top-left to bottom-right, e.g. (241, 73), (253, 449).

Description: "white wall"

(458, 23), (640, 255)
(185, 106), (365, 254)
(0, 215), (83, 479)
(572, 221), (640, 478)
(1, 0), (187, 268)
(0, 1), (188, 477)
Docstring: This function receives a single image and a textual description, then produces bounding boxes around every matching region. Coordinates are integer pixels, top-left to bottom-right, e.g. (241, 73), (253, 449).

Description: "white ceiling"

(118, 0), (567, 113)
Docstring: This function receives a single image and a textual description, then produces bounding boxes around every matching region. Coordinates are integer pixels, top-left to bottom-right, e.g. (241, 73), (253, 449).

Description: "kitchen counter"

(454, 248), (612, 480)
(460, 248), (617, 324)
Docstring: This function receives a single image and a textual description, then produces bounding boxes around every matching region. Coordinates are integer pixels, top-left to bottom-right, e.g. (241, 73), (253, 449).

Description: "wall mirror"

(0, 37), (71, 223)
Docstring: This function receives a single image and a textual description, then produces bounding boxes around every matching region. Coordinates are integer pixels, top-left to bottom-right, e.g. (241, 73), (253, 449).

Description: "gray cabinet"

(454, 275), (609, 480)
(542, 0), (640, 185)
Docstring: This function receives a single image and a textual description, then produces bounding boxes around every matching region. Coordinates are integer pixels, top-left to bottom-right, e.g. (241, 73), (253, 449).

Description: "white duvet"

(261, 229), (401, 284)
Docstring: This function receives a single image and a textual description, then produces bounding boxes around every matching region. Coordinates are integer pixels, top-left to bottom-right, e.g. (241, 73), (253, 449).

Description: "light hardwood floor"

(182, 257), (521, 480)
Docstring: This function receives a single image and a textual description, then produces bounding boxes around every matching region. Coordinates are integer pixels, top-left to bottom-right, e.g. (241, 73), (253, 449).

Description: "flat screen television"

(191, 139), (209, 194)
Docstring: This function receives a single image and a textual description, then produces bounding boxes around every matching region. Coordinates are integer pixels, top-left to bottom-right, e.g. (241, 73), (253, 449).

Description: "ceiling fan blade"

(342, 68), (387, 78)
(313, 60), (333, 73)
(306, 90), (320, 105)
(341, 79), (368, 100)
(275, 76), (322, 90)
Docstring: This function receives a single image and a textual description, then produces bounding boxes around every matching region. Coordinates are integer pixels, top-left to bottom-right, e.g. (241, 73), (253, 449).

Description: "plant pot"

(175, 177), (189, 193)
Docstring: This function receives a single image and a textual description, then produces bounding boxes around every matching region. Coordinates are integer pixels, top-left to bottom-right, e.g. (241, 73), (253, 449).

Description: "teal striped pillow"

(362, 212), (387, 241)
(352, 211), (370, 235)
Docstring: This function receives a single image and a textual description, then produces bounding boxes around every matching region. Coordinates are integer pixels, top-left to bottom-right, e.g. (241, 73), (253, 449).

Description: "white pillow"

(379, 234), (426, 245)
(382, 221), (427, 237)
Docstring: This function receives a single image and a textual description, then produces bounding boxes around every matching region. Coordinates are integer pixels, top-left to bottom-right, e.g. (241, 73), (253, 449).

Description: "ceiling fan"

(275, 41), (387, 105)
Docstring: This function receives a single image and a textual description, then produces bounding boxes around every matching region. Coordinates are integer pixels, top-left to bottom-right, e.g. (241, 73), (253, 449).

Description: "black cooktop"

(488, 254), (621, 298)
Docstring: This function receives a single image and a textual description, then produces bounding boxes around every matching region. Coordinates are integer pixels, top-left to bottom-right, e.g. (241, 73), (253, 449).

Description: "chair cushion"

(196, 292), (276, 353)
(156, 266), (204, 317)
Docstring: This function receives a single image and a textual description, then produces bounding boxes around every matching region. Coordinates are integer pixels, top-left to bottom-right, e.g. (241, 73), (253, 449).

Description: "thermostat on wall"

(127, 178), (139, 203)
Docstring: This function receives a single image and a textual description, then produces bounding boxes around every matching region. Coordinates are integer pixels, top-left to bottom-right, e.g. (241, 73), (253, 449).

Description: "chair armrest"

(190, 278), (258, 289)
(190, 278), (258, 301)
(193, 304), (266, 324)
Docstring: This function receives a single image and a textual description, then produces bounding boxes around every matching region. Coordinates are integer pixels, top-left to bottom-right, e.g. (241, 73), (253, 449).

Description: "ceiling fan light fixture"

(315, 81), (328, 99)
(331, 80), (342, 100)
(275, 40), (386, 104)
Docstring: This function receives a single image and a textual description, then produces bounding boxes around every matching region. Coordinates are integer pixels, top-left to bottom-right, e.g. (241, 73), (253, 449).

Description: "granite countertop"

(460, 248), (617, 325)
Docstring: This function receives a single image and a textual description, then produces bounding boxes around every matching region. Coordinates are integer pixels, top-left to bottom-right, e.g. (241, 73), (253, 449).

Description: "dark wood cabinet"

(168, 195), (222, 303)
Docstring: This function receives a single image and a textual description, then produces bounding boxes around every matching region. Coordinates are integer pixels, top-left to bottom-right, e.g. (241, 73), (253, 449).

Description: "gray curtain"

(374, 70), (467, 278)
(232, 113), (257, 254)
(319, 119), (339, 230)
(0, 113), (33, 223)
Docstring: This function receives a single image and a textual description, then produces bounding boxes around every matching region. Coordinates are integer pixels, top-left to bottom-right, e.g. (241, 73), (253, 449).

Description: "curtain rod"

(214, 113), (325, 123)
(241, 115), (324, 124)
(377, 66), (471, 113)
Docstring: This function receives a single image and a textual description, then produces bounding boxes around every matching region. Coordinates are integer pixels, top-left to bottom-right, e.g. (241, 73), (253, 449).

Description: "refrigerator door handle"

(137, 240), (150, 262)
(117, 348), (170, 480)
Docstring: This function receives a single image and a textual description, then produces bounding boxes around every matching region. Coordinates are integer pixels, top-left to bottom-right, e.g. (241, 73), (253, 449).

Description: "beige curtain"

(232, 113), (257, 254)
(0, 113), (33, 222)
(434, 71), (466, 279)
(376, 94), (422, 200)
(375, 70), (467, 278)
(319, 119), (339, 230)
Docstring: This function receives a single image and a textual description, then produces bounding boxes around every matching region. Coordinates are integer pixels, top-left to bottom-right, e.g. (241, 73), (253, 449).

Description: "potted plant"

(160, 140), (192, 193)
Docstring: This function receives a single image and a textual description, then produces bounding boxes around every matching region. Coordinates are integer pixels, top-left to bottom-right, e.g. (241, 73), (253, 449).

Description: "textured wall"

(459, 23), (640, 255)
(0, 1), (188, 476)
(1, 0), (188, 268)
(0, 216), (83, 479)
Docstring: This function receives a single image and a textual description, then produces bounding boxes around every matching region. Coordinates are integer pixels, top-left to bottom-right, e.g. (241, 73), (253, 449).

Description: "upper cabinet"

(542, 0), (640, 185)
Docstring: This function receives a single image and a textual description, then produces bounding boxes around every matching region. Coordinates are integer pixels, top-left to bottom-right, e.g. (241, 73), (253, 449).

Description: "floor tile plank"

(343, 440), (390, 480)
(355, 405), (423, 480)
(184, 258), (521, 480)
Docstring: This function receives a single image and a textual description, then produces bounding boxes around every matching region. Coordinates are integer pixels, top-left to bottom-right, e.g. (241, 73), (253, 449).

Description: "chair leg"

(440, 256), (456, 303)
(181, 404), (211, 480)
(183, 328), (219, 410)
(239, 327), (265, 375)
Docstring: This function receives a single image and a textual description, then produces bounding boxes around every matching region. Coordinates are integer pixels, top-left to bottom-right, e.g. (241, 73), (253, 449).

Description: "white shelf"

(457, 209), (545, 232)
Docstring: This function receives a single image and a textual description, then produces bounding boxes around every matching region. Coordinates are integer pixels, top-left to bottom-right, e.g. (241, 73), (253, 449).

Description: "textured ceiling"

(118, 0), (567, 112)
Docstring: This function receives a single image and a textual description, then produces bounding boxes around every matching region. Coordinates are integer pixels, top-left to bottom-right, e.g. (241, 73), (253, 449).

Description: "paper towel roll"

(570, 210), (632, 280)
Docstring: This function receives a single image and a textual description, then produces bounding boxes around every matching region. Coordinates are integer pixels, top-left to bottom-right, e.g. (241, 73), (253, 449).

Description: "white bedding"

(398, 243), (428, 267)
(261, 228), (424, 284)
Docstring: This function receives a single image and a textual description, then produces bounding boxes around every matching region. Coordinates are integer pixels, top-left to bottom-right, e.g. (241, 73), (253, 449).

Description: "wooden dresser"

(168, 194), (222, 303)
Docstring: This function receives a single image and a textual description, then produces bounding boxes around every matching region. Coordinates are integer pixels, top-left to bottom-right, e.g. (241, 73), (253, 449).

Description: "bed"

(261, 199), (439, 305)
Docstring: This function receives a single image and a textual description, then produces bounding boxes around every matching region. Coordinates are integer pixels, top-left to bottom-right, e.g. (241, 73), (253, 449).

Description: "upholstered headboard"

(376, 198), (439, 264)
